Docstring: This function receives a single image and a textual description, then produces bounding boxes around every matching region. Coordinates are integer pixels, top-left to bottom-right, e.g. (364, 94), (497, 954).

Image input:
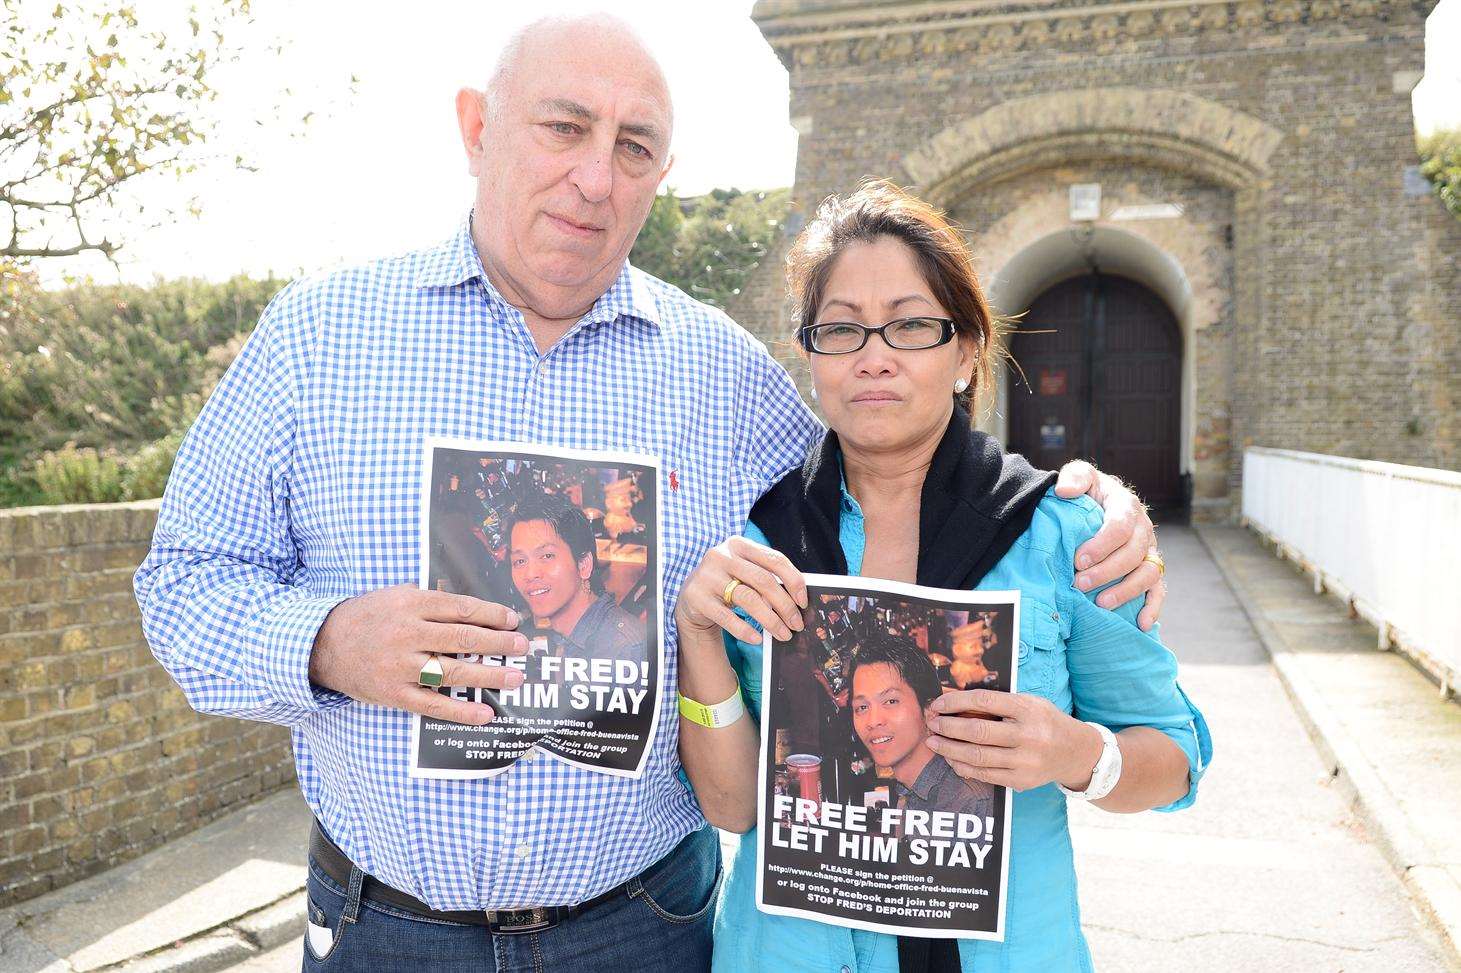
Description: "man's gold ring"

(722, 578), (743, 609)
(1143, 551), (1166, 576)
(418, 654), (445, 688)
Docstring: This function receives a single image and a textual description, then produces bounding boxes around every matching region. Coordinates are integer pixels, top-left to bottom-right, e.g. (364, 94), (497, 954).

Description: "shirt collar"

(414, 214), (663, 331)
(837, 458), (862, 516)
(579, 259), (663, 332)
(414, 216), (486, 290)
(567, 593), (618, 647)
(897, 753), (948, 803)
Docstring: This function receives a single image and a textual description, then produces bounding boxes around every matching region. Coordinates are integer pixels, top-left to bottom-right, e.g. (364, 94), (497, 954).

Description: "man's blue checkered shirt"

(134, 218), (821, 911)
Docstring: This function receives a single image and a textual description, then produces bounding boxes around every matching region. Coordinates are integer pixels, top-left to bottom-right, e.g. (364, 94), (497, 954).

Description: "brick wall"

(0, 502), (295, 907)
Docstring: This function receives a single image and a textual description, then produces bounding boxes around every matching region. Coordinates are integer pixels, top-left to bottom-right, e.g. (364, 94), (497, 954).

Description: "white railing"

(1242, 447), (1461, 696)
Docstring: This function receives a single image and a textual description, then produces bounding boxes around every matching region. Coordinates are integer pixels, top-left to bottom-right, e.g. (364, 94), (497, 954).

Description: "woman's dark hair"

(503, 490), (600, 586)
(785, 178), (1003, 412)
(850, 631), (942, 711)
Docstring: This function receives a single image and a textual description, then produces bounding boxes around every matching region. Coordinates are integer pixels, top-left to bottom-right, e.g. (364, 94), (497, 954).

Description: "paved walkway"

(1071, 526), (1454, 971)
(2, 526), (1456, 972)
(1197, 524), (1461, 960)
(0, 789), (311, 973)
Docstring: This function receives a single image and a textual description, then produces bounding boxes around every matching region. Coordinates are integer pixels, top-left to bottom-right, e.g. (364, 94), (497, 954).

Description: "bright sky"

(1415, 0), (1461, 135)
(43, 0), (1461, 286)
(46, 0), (798, 285)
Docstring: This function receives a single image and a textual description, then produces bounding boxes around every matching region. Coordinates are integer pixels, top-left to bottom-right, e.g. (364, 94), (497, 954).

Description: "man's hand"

(1053, 461), (1164, 631)
(309, 585), (530, 724)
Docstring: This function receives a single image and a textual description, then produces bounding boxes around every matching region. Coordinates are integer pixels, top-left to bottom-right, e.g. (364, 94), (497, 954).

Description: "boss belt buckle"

(485, 906), (557, 935)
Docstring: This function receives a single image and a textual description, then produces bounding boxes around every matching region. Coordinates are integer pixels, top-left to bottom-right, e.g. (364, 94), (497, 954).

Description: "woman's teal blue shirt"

(703, 485), (1212, 973)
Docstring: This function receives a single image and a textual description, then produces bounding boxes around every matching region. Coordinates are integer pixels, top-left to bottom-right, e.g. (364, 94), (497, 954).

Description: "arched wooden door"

(1007, 273), (1184, 511)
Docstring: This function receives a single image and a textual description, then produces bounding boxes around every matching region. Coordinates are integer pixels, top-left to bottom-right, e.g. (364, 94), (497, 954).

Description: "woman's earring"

(954, 377), (970, 394)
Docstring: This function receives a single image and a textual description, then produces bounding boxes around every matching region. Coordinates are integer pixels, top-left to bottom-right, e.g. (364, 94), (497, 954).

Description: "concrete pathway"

(1070, 526), (1455, 971)
(2, 526), (1456, 973)
(1198, 524), (1461, 960)
(0, 789), (311, 973)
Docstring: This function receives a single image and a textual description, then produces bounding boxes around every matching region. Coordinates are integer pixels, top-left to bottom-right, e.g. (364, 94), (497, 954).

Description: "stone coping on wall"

(755, 0), (1425, 63)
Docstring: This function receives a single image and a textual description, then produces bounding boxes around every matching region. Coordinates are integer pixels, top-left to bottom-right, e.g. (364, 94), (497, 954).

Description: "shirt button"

(840, 966), (851, 973)
(516, 842), (531, 860)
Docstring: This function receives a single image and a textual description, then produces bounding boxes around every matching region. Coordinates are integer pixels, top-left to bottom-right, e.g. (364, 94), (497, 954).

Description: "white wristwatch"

(1057, 722), (1122, 801)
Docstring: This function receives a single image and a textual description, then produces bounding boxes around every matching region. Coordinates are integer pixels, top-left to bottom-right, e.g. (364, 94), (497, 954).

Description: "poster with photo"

(409, 439), (662, 779)
(756, 575), (1018, 940)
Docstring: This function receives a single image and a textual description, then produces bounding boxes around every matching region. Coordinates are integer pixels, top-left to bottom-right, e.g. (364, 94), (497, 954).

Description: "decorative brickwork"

(0, 502), (295, 906)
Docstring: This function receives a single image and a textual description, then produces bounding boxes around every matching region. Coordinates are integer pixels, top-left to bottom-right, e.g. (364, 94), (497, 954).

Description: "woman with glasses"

(673, 180), (1211, 972)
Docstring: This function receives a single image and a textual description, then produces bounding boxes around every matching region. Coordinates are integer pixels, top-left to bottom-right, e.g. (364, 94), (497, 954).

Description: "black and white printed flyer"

(409, 440), (663, 779)
(756, 574), (1018, 940)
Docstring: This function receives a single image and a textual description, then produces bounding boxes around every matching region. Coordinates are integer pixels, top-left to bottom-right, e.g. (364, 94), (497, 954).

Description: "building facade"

(738, 0), (1460, 521)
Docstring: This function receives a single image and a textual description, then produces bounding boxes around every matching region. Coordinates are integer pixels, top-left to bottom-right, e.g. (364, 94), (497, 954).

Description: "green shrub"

(121, 429), (185, 501)
(0, 468), (43, 508)
(3, 189), (791, 507)
(630, 188), (791, 309)
(0, 270), (283, 472)
(1418, 128), (1461, 220)
(11, 430), (185, 506)
(31, 446), (127, 504)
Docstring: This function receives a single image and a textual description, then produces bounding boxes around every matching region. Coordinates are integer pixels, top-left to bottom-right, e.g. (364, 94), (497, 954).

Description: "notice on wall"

(1038, 369), (1068, 396)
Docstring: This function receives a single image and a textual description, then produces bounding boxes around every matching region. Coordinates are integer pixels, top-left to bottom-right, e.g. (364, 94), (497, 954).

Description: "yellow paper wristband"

(678, 685), (747, 728)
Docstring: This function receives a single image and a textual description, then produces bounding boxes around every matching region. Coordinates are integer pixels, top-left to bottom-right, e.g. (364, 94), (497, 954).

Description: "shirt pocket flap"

(1016, 597), (1061, 696)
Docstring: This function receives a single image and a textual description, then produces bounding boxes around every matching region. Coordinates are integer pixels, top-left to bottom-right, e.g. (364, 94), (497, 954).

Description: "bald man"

(135, 14), (1164, 970)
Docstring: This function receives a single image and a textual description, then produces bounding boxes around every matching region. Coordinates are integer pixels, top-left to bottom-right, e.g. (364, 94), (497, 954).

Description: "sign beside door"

(1038, 368), (1068, 396)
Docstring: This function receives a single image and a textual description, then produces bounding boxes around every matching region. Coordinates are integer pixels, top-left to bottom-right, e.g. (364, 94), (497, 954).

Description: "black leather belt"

(309, 819), (644, 935)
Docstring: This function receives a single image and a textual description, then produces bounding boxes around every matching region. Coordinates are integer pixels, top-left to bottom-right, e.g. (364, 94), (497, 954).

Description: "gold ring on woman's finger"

(1143, 550), (1166, 576)
(721, 578), (743, 608)
(418, 654), (445, 688)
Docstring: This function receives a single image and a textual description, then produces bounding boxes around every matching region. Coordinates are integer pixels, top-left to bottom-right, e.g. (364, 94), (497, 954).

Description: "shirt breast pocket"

(1015, 597), (1064, 701)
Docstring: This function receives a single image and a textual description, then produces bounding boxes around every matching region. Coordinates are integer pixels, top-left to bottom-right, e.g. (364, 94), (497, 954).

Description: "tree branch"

(2, 238), (116, 259)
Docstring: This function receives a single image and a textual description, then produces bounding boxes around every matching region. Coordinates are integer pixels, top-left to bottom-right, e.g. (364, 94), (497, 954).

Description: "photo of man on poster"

(848, 633), (997, 827)
(503, 490), (647, 665)
(756, 578), (1019, 939)
(412, 442), (662, 779)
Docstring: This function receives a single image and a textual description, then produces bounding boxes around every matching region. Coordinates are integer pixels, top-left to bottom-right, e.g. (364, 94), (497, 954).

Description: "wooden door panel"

(1008, 276), (1089, 471)
(1008, 274), (1183, 508)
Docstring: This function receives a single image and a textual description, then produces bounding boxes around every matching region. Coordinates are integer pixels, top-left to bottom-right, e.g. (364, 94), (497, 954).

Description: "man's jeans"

(301, 826), (721, 972)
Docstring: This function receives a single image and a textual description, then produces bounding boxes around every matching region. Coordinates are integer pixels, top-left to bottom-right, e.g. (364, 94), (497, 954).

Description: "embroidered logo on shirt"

(670, 470), (680, 492)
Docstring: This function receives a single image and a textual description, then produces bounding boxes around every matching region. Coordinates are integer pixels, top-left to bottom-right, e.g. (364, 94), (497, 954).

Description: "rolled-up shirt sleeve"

(1055, 501), (1212, 811)
(134, 281), (350, 726)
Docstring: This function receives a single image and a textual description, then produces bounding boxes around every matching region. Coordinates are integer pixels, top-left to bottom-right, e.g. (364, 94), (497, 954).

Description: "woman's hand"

(675, 536), (809, 644)
(922, 689), (1104, 792)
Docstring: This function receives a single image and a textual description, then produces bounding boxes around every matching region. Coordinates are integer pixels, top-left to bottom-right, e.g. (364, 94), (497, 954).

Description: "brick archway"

(901, 87), (1284, 198)
(969, 201), (1234, 519)
(904, 92), (1268, 521)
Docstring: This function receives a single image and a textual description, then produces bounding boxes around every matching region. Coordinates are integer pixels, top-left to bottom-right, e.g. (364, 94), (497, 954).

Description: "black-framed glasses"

(797, 317), (957, 355)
